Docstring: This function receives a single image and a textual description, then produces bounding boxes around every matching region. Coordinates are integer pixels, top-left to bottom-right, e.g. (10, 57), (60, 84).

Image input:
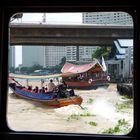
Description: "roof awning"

(116, 54), (125, 59)
(117, 39), (133, 47)
(61, 59), (104, 76)
(114, 41), (125, 54)
(9, 73), (62, 79)
(114, 39), (133, 55)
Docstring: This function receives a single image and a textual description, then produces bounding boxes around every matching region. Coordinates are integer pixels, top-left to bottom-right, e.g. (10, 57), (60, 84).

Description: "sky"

(12, 13), (82, 24)
(13, 13), (82, 67)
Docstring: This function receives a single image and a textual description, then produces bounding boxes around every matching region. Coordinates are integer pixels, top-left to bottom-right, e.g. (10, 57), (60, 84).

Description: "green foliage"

(59, 57), (66, 66)
(115, 99), (133, 111)
(17, 64), (43, 74)
(89, 121), (97, 126)
(67, 112), (95, 121)
(102, 119), (130, 134)
(87, 98), (94, 104)
(92, 47), (112, 60)
(115, 103), (129, 110)
(11, 63), (63, 74)
(103, 127), (120, 134)
(47, 65), (63, 73)
(31, 64), (43, 71)
(118, 119), (128, 126)
(80, 112), (95, 117)
(121, 95), (132, 100)
(9, 67), (15, 73)
(20, 67), (29, 72)
(67, 114), (80, 121)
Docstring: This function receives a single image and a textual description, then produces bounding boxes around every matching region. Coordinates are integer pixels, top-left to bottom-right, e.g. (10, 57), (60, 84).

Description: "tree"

(59, 57), (66, 66)
(19, 64), (43, 74)
(20, 67), (29, 73)
(31, 64), (43, 71)
(92, 47), (112, 60)
(9, 67), (15, 73)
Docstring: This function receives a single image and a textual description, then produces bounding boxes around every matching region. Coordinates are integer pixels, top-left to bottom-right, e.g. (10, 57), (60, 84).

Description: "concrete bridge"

(10, 23), (133, 46)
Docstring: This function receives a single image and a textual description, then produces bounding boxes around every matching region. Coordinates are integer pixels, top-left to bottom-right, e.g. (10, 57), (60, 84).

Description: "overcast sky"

(12, 13), (82, 24)
(13, 13), (82, 67)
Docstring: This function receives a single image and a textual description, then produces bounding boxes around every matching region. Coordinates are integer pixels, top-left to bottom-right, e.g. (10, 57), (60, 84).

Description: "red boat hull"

(65, 79), (109, 89)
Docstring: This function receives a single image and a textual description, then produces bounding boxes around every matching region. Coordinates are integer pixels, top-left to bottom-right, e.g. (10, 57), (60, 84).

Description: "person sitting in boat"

(45, 87), (48, 93)
(39, 87), (45, 93)
(77, 74), (84, 81)
(56, 80), (69, 98)
(57, 80), (67, 90)
(33, 86), (39, 93)
(47, 79), (56, 92)
(9, 82), (16, 90)
(28, 86), (32, 91)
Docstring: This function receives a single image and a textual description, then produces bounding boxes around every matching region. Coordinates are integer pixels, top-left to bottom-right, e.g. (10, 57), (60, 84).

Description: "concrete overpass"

(10, 23), (133, 46)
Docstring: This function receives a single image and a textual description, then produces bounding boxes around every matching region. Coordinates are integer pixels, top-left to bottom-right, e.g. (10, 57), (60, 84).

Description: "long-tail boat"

(9, 76), (83, 107)
(61, 58), (110, 89)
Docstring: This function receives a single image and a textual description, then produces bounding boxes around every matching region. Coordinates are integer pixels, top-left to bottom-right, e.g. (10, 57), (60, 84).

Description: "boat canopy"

(9, 73), (62, 79)
(61, 59), (104, 77)
(9, 59), (105, 79)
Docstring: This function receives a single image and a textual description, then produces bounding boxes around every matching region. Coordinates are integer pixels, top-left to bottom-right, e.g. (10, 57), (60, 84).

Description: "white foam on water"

(86, 98), (117, 119)
(54, 104), (84, 116)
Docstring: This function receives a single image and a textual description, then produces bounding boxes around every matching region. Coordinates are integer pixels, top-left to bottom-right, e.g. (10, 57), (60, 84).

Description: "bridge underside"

(11, 37), (127, 46)
(10, 24), (133, 46)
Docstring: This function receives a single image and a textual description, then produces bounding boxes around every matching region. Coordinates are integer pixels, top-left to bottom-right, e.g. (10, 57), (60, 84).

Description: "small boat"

(61, 58), (109, 89)
(9, 78), (83, 107)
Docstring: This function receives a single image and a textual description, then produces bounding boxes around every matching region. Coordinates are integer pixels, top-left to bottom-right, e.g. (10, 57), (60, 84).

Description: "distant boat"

(29, 70), (50, 76)
(61, 58), (109, 89)
(9, 77), (83, 107)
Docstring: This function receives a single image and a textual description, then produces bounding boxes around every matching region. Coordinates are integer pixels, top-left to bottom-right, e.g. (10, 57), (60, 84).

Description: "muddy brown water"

(7, 84), (133, 134)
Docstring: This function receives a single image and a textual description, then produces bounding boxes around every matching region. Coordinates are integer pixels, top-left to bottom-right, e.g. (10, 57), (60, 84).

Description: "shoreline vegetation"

(7, 82), (133, 135)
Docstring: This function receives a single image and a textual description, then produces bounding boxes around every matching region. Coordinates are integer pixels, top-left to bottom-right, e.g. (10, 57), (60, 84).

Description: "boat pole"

(41, 79), (44, 88)
(26, 79), (29, 87)
(69, 96), (84, 110)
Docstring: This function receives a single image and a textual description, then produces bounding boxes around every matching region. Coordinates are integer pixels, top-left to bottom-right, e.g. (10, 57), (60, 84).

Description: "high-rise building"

(22, 45), (99, 68)
(9, 46), (15, 68)
(22, 46), (45, 67)
(79, 46), (99, 62)
(66, 46), (77, 62)
(66, 46), (99, 62)
(83, 12), (133, 25)
(44, 46), (66, 67)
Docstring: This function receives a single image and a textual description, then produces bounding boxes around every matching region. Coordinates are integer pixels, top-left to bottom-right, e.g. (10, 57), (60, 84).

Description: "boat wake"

(87, 98), (117, 119)
(54, 104), (84, 116)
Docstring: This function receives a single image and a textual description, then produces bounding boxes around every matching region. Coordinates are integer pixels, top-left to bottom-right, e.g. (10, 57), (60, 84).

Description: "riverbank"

(7, 83), (133, 135)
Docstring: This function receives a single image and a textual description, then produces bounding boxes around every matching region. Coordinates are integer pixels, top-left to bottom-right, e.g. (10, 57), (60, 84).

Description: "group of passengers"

(27, 79), (75, 98)
(9, 78), (75, 98)
(27, 85), (47, 93)
(47, 79), (75, 98)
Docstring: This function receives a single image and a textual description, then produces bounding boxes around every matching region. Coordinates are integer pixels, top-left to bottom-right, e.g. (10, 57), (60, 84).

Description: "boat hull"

(65, 79), (109, 89)
(9, 86), (83, 107)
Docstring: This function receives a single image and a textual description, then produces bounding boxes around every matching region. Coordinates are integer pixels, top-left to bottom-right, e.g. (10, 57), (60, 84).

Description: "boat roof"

(9, 59), (104, 79)
(9, 73), (62, 79)
(61, 59), (104, 75)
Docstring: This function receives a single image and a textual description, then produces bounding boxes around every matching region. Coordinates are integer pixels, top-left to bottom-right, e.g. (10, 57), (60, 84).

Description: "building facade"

(9, 46), (15, 68)
(22, 45), (99, 67)
(83, 12), (133, 25)
(107, 39), (133, 82)
(79, 46), (99, 62)
(22, 46), (45, 67)
(44, 46), (66, 67)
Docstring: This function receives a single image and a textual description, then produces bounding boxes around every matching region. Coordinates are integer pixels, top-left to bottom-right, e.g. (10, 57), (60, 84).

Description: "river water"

(7, 84), (133, 135)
